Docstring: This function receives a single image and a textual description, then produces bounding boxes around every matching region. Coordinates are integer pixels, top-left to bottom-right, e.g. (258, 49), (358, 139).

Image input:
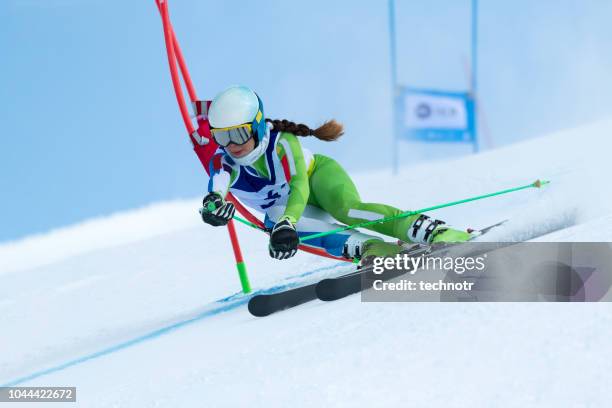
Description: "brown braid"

(265, 118), (344, 141)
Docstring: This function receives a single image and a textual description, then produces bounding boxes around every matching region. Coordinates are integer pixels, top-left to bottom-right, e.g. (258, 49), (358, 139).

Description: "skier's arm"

(207, 153), (237, 198)
(276, 133), (310, 224)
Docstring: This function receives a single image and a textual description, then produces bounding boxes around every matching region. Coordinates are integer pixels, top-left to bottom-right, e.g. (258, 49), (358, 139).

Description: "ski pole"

(299, 179), (550, 243)
(232, 215), (268, 231)
(204, 200), (267, 232)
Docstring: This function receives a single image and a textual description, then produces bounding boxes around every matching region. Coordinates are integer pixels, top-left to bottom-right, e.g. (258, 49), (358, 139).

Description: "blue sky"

(2, 0), (612, 242)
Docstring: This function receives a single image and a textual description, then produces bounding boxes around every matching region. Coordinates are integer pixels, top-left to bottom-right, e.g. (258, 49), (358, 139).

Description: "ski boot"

(408, 214), (473, 244)
(361, 239), (403, 258)
(342, 233), (402, 264)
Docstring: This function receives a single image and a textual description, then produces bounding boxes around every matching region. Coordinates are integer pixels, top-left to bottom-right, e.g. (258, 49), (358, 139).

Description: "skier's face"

(226, 137), (255, 157)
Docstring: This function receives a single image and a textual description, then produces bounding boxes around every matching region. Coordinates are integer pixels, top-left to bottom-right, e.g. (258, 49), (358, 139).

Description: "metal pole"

(471, 0), (480, 153)
(388, 0), (399, 174)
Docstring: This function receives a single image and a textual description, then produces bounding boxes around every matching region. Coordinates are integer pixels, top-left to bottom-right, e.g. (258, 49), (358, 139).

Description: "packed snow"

(1, 118), (612, 407)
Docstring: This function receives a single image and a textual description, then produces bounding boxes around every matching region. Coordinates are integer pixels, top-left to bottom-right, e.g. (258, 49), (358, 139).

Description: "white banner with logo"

(397, 88), (475, 143)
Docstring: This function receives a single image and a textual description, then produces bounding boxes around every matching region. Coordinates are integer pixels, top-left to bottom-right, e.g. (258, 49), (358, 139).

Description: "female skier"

(199, 85), (472, 261)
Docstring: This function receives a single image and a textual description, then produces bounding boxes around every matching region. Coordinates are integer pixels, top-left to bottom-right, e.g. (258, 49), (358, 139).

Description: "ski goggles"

(210, 124), (253, 147)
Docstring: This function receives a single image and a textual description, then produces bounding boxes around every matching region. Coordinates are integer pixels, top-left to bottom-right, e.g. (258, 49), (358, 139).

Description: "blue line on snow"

(1, 262), (349, 387)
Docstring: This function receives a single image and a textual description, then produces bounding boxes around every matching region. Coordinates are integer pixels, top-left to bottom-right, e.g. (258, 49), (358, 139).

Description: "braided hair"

(265, 119), (344, 141)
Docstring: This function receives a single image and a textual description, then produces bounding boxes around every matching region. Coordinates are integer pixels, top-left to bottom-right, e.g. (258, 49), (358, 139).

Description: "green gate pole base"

(236, 262), (251, 294)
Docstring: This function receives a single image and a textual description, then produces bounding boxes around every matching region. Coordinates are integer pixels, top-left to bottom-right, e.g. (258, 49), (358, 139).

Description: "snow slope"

(1, 118), (612, 407)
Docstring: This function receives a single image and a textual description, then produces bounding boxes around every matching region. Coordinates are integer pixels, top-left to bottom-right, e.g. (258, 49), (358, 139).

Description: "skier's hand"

(269, 216), (299, 260)
(199, 192), (235, 227)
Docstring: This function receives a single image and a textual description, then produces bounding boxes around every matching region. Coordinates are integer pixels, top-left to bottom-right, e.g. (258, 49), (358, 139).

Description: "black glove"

(199, 192), (235, 227)
(269, 217), (299, 260)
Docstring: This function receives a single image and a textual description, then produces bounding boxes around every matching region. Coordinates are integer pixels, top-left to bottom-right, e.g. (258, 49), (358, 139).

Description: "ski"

(247, 245), (437, 316)
(248, 271), (359, 317)
(248, 220), (507, 316)
(316, 220), (507, 302)
(466, 219), (508, 237)
(316, 245), (437, 301)
(248, 283), (317, 317)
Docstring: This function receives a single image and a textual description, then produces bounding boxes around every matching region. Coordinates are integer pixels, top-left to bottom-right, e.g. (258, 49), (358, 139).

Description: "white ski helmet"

(208, 86), (269, 165)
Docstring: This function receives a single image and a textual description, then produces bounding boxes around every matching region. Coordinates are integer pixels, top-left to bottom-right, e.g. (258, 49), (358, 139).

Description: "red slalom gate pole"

(158, 0), (195, 135)
(155, 0), (198, 103)
(156, 0), (252, 293)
